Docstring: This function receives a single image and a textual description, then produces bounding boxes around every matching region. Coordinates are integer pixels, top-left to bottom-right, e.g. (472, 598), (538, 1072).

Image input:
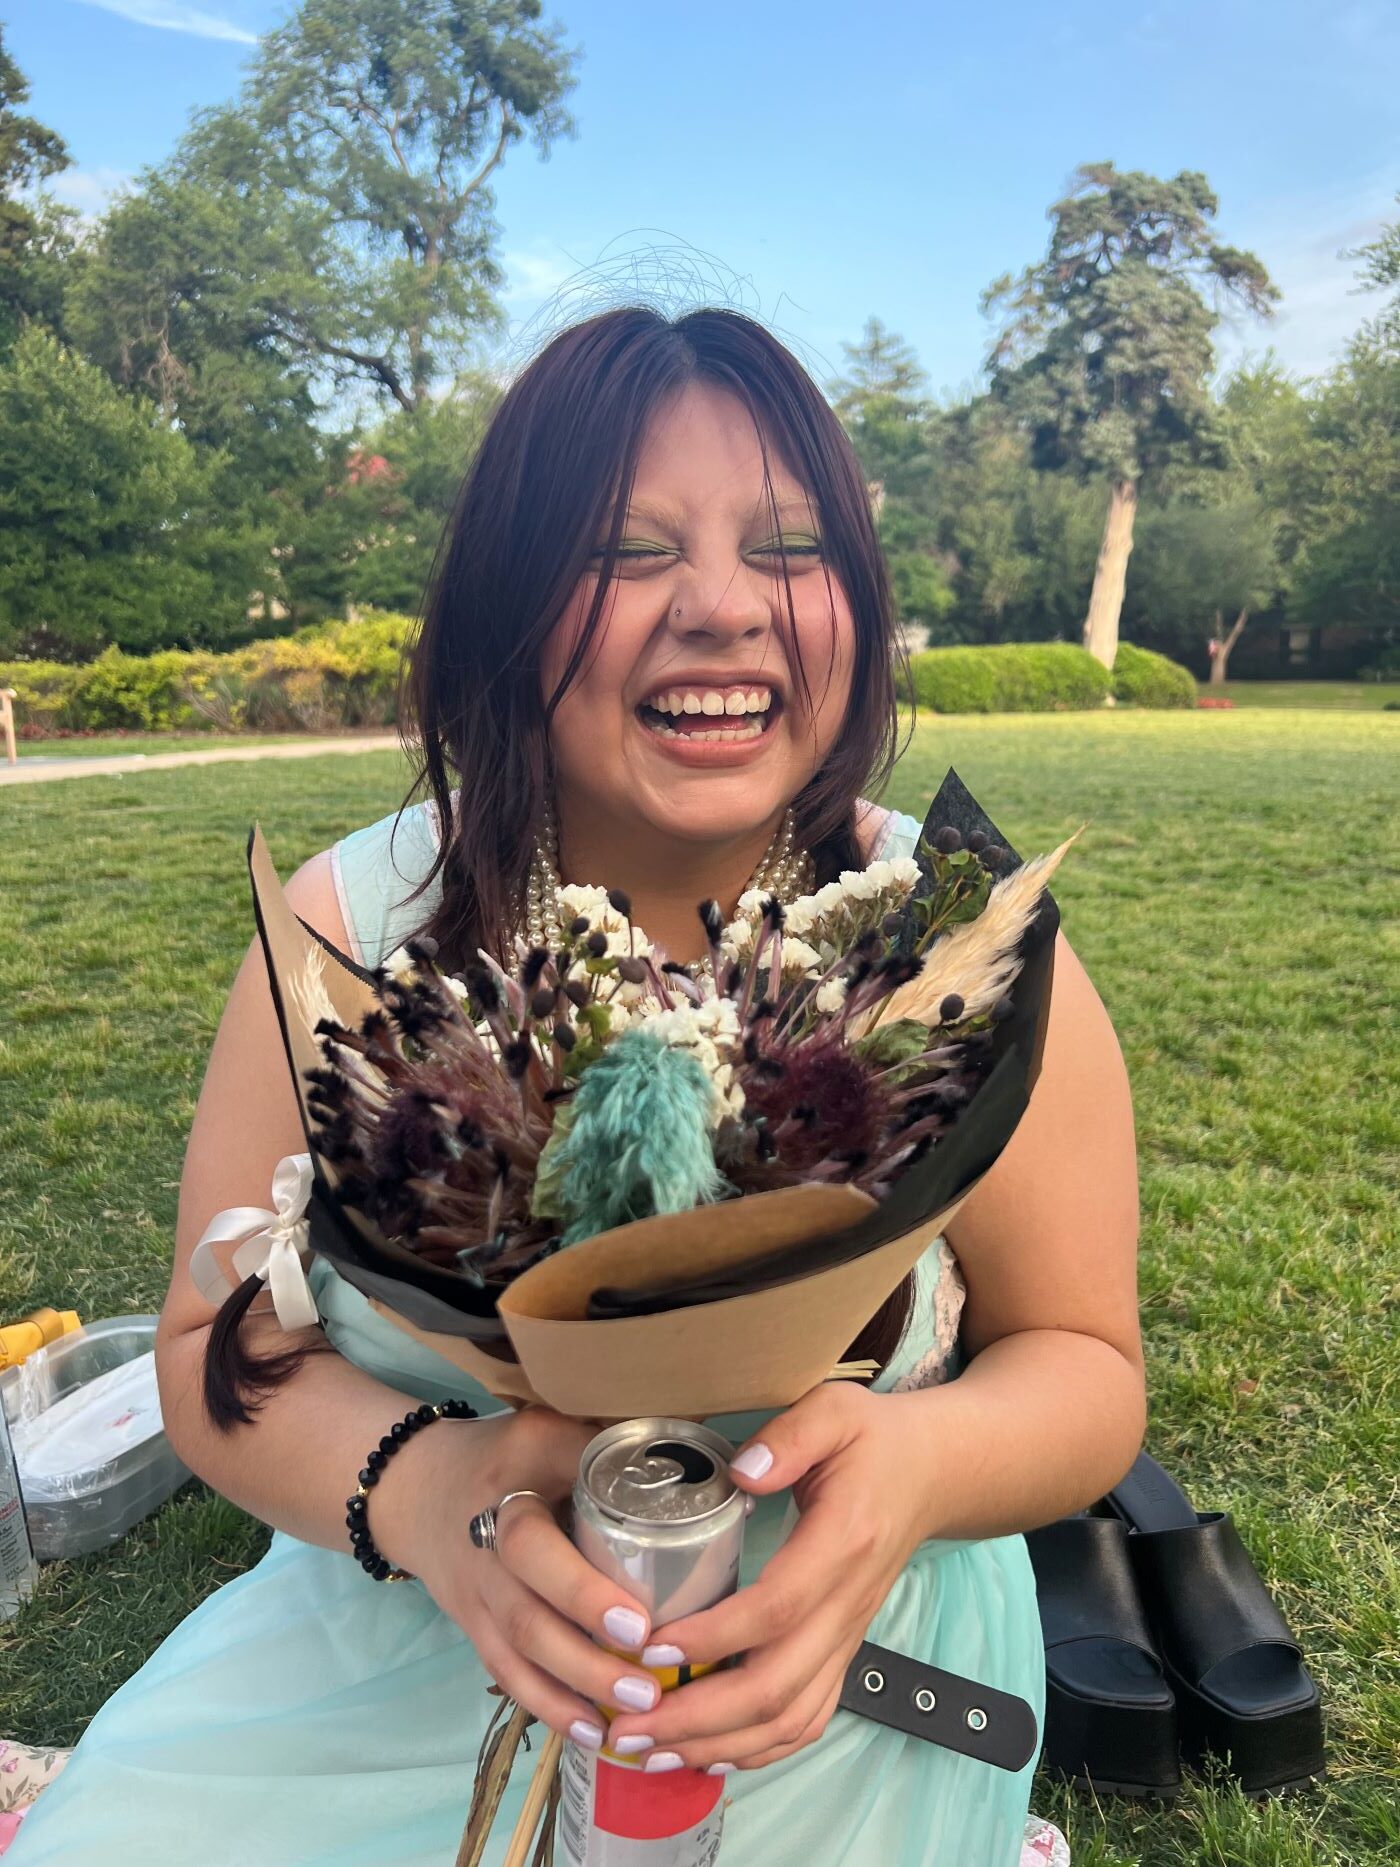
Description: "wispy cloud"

(500, 247), (580, 308)
(49, 166), (137, 220)
(70, 0), (259, 44)
(1216, 168), (1398, 379)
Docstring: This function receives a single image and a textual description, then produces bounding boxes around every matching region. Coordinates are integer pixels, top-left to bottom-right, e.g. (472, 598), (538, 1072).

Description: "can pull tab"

(618, 1441), (717, 1493)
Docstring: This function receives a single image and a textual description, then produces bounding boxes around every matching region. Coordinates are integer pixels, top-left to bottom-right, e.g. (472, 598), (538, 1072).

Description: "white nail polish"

(614, 1676), (659, 1713)
(612, 1734), (655, 1755)
(569, 1719), (604, 1750)
(706, 1761), (736, 1776)
(731, 1443), (773, 1481)
(603, 1606), (648, 1649)
(641, 1643), (686, 1668)
(643, 1751), (685, 1773)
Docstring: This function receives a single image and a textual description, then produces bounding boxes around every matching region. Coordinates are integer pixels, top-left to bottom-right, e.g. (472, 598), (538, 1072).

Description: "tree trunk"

(1209, 607), (1249, 684)
(1082, 477), (1139, 669)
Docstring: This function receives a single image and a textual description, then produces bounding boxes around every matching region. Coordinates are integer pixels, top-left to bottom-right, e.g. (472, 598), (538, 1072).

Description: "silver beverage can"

(560, 1419), (746, 1867)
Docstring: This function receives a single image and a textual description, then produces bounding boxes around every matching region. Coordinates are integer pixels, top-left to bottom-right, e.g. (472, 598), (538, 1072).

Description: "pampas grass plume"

(866, 828), (1083, 1031)
(288, 945), (341, 1037)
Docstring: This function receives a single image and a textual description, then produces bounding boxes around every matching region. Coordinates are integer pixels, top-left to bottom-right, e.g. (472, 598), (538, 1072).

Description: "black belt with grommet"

(838, 1641), (1038, 1773)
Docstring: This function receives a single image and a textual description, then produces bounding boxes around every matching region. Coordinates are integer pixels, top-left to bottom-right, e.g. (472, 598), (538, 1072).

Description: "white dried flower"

(838, 866), (882, 901)
(815, 976), (849, 1015)
(778, 936), (823, 978)
(557, 883), (611, 921)
(639, 997), (745, 1122)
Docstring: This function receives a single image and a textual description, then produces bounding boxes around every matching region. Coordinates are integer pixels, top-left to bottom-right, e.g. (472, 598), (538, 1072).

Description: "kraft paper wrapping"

(365, 1183), (967, 1420)
(247, 769), (1056, 1422)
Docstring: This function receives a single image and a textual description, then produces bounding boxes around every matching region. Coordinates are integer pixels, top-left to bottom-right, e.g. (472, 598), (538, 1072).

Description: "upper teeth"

(647, 688), (773, 717)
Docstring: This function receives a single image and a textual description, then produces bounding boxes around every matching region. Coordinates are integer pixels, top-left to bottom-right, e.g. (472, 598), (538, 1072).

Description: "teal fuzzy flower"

(532, 1028), (728, 1246)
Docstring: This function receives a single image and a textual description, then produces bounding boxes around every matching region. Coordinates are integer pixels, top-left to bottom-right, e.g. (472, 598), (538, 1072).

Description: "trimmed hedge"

(909, 643), (1111, 713)
(909, 642), (1195, 713)
(1110, 643), (1197, 708)
(0, 613), (417, 736)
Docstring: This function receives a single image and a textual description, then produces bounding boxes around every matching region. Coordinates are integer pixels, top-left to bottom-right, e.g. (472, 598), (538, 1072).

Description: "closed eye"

(751, 540), (823, 556)
(586, 544), (675, 565)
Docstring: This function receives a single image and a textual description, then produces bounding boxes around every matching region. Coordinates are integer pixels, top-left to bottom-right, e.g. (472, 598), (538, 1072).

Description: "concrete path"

(0, 734), (401, 787)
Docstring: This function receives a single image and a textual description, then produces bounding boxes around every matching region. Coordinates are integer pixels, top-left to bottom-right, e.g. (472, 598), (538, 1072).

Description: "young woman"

(10, 307), (1144, 1866)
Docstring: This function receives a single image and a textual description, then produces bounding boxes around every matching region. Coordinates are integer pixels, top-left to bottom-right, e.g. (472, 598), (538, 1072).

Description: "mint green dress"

(11, 801), (1056, 1867)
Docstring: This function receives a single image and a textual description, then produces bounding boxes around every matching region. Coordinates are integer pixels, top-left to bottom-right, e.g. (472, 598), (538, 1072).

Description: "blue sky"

(5, 0), (1397, 398)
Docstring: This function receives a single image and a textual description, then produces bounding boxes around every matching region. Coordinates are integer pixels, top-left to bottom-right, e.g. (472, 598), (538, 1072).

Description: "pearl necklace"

(517, 794), (816, 961)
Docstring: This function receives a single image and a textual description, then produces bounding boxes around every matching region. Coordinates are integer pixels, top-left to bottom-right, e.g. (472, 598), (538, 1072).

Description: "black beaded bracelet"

(345, 1397), (479, 1582)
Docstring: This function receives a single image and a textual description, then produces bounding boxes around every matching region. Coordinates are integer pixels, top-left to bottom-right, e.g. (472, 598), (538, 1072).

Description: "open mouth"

(635, 683), (781, 744)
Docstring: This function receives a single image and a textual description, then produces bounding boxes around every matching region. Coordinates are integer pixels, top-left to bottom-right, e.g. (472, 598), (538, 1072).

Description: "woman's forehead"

(625, 382), (815, 518)
(622, 491), (816, 529)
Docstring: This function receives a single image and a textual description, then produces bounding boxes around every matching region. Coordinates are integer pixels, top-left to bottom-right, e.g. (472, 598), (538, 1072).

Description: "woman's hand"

(373, 1406), (668, 1751)
(607, 1383), (937, 1774)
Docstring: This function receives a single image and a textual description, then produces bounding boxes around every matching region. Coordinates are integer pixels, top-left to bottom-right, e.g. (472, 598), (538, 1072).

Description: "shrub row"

(0, 613), (417, 735)
(4, 625), (1196, 734)
(908, 641), (1195, 712)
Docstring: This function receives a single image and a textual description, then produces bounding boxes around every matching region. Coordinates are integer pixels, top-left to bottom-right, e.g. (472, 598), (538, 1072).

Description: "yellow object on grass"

(0, 1309), (81, 1372)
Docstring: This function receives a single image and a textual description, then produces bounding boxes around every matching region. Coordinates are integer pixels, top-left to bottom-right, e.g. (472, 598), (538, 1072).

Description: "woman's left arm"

(895, 923), (1147, 1536)
(606, 931), (1146, 1771)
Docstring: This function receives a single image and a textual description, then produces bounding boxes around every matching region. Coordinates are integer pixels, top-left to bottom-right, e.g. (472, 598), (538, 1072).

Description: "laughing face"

(542, 380), (856, 871)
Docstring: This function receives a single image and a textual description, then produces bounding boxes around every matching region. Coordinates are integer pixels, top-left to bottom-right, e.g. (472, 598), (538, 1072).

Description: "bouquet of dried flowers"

(297, 812), (1077, 1300)
(205, 769), (1075, 1424)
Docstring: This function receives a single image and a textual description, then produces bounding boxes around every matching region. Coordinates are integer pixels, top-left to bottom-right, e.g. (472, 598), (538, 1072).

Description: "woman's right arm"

(152, 850), (664, 1744)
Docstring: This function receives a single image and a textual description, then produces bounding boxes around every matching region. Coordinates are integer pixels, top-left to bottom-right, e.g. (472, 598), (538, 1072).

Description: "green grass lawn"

(2, 712), (1397, 1864)
(13, 728), (394, 760)
(1212, 681), (1400, 710)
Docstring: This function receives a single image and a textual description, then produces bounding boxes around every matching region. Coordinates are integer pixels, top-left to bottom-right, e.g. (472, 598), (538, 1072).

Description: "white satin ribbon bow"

(190, 1153), (320, 1331)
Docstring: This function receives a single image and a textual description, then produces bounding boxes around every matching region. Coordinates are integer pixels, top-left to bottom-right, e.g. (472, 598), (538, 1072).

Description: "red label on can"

(593, 1757), (723, 1841)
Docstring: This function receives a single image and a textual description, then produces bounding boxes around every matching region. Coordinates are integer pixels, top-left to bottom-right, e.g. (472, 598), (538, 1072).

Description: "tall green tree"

(1125, 492), (1280, 681)
(1288, 341), (1399, 639)
(0, 27), (72, 351)
(69, 173), (337, 631)
(1349, 193), (1400, 348)
(929, 399), (1105, 644)
(0, 327), (257, 658)
(182, 0), (581, 412)
(830, 318), (937, 502)
(1221, 280), (1398, 655)
(982, 163), (1277, 667)
(1219, 357), (1314, 580)
(284, 370), (503, 615)
(830, 319), (952, 635)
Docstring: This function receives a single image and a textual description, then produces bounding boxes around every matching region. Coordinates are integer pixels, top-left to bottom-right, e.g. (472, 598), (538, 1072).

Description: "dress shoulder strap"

(330, 796), (446, 969)
(856, 799), (923, 864)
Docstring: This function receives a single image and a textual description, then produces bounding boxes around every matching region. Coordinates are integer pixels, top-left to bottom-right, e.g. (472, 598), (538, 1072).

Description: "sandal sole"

(1169, 1660), (1326, 1797)
(1040, 1676), (1182, 1801)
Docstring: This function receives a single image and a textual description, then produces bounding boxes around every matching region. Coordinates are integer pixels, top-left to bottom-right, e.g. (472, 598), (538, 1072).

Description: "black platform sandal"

(1026, 1514), (1181, 1798)
(1103, 1452), (1326, 1796)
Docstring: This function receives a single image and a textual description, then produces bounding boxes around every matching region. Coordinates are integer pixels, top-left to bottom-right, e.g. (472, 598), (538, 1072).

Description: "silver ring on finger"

(469, 1488), (551, 1552)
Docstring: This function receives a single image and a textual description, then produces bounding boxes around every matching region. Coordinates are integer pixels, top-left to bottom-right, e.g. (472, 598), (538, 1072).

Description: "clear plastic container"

(0, 1316), (190, 1560)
